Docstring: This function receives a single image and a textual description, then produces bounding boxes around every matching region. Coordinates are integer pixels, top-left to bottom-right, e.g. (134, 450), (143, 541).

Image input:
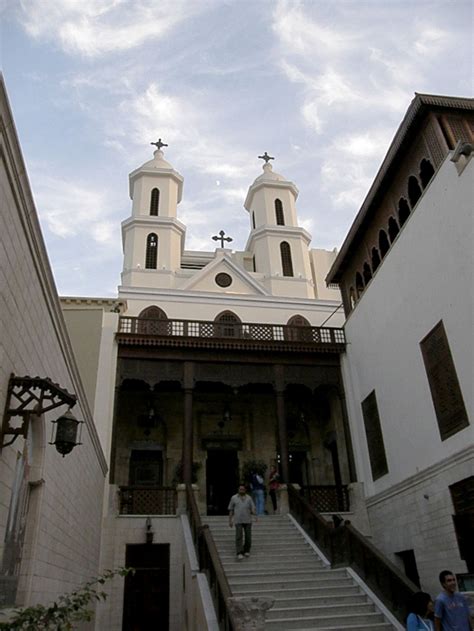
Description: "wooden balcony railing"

(186, 485), (235, 631)
(288, 484), (417, 623)
(117, 316), (345, 352)
(300, 485), (350, 512)
(119, 486), (177, 515)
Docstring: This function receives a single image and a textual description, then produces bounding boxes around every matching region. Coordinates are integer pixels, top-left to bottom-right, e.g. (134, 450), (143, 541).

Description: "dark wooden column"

(274, 365), (289, 484)
(182, 362), (194, 486)
(336, 386), (357, 483)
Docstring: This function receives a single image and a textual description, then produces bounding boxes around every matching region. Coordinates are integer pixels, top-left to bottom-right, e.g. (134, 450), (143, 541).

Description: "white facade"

(340, 151), (473, 596)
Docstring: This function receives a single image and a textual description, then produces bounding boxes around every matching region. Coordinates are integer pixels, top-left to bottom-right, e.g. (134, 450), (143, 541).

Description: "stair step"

(226, 568), (345, 579)
(265, 611), (385, 629)
(233, 585), (363, 600)
(278, 625), (394, 631)
(267, 601), (376, 619)
(267, 593), (369, 608)
(230, 576), (356, 589)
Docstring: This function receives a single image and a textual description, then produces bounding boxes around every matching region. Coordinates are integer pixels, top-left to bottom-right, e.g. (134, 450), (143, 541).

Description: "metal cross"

(258, 151), (274, 164)
(212, 230), (233, 248)
(150, 138), (168, 150)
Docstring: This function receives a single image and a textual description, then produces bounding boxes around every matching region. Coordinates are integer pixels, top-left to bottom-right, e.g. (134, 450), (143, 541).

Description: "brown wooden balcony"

(119, 486), (177, 515)
(117, 316), (346, 353)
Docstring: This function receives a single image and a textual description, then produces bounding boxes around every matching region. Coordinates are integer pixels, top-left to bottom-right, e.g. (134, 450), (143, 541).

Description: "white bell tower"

(121, 140), (186, 289)
(244, 153), (314, 298)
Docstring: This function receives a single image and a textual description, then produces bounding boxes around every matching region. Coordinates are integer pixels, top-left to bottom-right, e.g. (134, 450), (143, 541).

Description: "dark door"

(206, 450), (239, 515)
(122, 544), (169, 631)
(289, 452), (307, 486)
(129, 450), (163, 486)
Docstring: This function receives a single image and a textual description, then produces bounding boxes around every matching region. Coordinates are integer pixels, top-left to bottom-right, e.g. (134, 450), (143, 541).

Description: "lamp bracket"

(1, 374), (77, 448)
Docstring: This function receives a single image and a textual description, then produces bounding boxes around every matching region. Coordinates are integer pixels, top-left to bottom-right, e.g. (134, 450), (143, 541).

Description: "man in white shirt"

(228, 484), (257, 560)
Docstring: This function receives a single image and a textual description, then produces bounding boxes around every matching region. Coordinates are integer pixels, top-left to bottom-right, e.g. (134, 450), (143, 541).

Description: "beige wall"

(0, 77), (106, 611)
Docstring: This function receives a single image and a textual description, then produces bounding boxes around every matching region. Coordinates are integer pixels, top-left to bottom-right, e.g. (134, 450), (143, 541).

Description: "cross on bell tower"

(258, 151), (274, 164)
(150, 138), (168, 150)
(212, 230), (233, 248)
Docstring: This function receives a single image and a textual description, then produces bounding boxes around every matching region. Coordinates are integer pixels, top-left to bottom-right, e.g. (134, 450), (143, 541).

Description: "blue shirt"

(434, 591), (471, 631)
(406, 612), (434, 630)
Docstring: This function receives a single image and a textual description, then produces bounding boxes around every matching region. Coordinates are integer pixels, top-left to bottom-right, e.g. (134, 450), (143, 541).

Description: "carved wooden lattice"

(119, 487), (177, 515)
(301, 485), (350, 512)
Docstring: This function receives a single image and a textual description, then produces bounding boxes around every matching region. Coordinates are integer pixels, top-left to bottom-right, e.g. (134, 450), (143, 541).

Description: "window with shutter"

(361, 390), (388, 481)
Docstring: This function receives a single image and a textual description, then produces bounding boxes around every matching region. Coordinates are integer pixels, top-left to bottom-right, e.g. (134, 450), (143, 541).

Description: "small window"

(379, 230), (390, 258)
(214, 311), (241, 338)
(371, 248), (381, 272)
(398, 198), (410, 227)
(280, 242), (293, 277)
(252, 212), (256, 230)
(363, 263), (372, 285)
(150, 188), (160, 216)
(408, 176), (422, 208)
(355, 272), (364, 298)
(420, 320), (469, 440)
(145, 233), (158, 269)
(215, 272), (232, 288)
(361, 390), (388, 481)
(388, 217), (400, 242)
(286, 315), (311, 342)
(137, 306), (169, 335)
(419, 159), (435, 189)
(275, 199), (285, 225)
(349, 287), (356, 309)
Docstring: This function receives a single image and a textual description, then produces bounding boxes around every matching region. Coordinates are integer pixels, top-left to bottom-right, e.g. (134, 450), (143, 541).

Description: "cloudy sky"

(2, 0), (472, 297)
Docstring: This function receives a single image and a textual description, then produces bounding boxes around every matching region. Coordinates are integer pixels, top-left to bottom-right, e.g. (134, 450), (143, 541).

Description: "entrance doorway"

(289, 452), (308, 486)
(206, 450), (239, 515)
(122, 544), (170, 631)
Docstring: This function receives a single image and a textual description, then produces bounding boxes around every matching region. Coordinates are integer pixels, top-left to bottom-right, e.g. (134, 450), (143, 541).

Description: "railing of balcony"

(117, 316), (345, 348)
(186, 485), (235, 631)
(119, 486), (177, 515)
(300, 485), (350, 512)
(288, 484), (417, 623)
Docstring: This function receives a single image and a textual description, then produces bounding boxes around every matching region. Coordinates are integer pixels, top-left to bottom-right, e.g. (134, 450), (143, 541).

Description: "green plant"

(0, 567), (133, 630)
(172, 461), (201, 485)
(241, 459), (267, 486)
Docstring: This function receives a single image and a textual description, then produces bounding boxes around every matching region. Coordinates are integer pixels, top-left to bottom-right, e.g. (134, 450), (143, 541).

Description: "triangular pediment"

(181, 252), (269, 295)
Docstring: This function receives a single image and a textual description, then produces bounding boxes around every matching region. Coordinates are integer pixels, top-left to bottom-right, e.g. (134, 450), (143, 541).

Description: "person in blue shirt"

(407, 591), (435, 630)
(434, 570), (472, 631)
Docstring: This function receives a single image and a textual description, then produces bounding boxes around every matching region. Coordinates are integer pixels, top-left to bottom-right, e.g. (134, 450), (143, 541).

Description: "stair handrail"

(287, 483), (417, 623)
(185, 485), (235, 631)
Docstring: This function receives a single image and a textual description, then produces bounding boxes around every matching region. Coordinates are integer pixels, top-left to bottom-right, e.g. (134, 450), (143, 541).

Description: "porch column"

(182, 362), (194, 486)
(337, 386), (357, 483)
(274, 365), (289, 484)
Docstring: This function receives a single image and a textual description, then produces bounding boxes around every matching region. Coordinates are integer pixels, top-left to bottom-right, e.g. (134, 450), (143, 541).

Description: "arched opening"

(286, 315), (312, 342)
(388, 216), (400, 242)
(408, 175), (422, 208)
(150, 188), (160, 216)
(371, 247), (381, 272)
(275, 199), (285, 225)
(214, 311), (242, 338)
(252, 212), (256, 230)
(280, 241), (293, 277)
(379, 230), (390, 258)
(355, 272), (364, 298)
(145, 233), (158, 269)
(363, 262), (372, 285)
(137, 306), (170, 335)
(419, 159), (435, 189)
(349, 287), (356, 309)
(398, 198), (410, 227)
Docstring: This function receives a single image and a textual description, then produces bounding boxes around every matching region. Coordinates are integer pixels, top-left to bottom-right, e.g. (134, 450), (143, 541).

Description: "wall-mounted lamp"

(1, 374), (81, 457)
(145, 516), (154, 544)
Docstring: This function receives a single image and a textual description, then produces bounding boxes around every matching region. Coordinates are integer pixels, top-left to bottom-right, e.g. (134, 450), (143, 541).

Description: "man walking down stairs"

(205, 514), (403, 630)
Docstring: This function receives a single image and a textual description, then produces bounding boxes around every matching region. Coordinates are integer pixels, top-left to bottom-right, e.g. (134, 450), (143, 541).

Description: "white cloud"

(17, 0), (212, 57)
(414, 25), (451, 56)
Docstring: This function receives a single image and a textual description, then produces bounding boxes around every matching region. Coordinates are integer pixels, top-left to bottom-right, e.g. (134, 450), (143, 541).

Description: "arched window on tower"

(371, 247), (381, 272)
(419, 159), (435, 189)
(252, 212), (256, 230)
(398, 198), (410, 227)
(408, 176), (422, 208)
(379, 230), (390, 258)
(150, 188), (160, 216)
(275, 199), (285, 225)
(145, 233), (158, 269)
(363, 262), (372, 285)
(280, 242), (293, 277)
(388, 216), (400, 242)
(214, 311), (242, 338)
(349, 287), (356, 309)
(355, 272), (364, 299)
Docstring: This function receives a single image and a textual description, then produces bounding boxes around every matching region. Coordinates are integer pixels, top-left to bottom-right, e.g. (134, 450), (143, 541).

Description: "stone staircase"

(204, 514), (401, 630)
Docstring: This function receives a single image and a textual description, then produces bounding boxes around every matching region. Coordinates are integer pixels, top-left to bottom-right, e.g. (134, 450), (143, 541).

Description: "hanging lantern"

(49, 409), (83, 457)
